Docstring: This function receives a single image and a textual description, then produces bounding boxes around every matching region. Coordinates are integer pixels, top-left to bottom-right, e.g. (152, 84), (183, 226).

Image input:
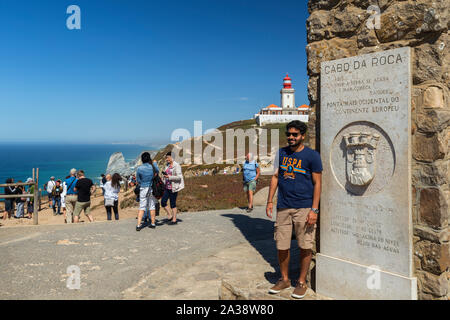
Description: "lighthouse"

(254, 74), (309, 126)
(281, 74), (295, 109)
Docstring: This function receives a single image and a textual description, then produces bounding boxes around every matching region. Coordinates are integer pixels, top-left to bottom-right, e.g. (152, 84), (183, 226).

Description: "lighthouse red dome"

(283, 74), (292, 89)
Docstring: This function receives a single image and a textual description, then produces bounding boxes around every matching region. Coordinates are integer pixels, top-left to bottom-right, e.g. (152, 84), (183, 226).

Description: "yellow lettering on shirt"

(296, 160), (302, 168)
(282, 157), (288, 165)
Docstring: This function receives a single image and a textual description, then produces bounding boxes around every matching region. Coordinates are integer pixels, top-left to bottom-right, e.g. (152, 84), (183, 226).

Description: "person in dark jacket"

(3, 178), (16, 220)
(15, 181), (25, 219)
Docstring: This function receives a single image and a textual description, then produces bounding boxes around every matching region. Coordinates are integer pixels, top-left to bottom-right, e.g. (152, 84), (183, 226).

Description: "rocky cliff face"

(106, 151), (156, 177)
(105, 152), (134, 177)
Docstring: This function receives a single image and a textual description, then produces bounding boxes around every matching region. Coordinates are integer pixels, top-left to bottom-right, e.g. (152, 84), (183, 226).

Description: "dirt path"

(1, 189), (140, 228)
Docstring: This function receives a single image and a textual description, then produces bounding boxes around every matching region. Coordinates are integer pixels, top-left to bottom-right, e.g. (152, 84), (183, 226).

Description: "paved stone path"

(0, 206), (325, 300)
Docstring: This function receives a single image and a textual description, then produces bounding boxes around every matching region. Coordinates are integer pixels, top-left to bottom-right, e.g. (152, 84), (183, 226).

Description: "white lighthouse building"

(254, 74), (309, 126)
(281, 74), (295, 109)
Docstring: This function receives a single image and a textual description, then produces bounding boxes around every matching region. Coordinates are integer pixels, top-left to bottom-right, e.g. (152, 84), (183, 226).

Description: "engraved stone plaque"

(317, 47), (417, 299)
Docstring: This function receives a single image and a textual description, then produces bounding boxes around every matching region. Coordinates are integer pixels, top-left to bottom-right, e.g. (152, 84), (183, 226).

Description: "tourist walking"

(103, 173), (121, 220)
(73, 170), (95, 223)
(64, 169), (78, 224)
(161, 152), (184, 225)
(266, 120), (322, 299)
(136, 152), (159, 231)
(242, 152), (260, 213)
(3, 178), (16, 220)
(15, 181), (25, 219)
(51, 180), (64, 215)
(61, 176), (69, 222)
(45, 176), (56, 208)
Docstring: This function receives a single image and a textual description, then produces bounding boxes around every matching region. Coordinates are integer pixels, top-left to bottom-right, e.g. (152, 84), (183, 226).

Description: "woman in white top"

(103, 173), (121, 220)
(61, 176), (68, 223)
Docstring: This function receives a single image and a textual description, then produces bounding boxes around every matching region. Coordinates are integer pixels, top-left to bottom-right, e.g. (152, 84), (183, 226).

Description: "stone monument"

(317, 47), (418, 299)
(306, 0), (449, 300)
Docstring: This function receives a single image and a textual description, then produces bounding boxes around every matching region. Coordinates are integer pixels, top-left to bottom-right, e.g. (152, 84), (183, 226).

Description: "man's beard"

(288, 137), (304, 147)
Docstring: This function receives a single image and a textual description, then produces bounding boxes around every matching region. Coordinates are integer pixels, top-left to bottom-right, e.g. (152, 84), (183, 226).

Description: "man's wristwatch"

(311, 208), (319, 214)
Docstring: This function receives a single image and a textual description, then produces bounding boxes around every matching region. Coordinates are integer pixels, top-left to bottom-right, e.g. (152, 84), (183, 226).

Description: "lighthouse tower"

(280, 74), (295, 109)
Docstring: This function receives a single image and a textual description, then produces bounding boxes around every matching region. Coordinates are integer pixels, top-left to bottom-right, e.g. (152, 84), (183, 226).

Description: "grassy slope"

(122, 118), (310, 213)
(120, 174), (272, 212)
(177, 174), (271, 212)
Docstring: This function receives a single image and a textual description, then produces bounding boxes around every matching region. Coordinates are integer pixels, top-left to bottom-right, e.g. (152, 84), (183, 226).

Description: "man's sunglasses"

(285, 132), (301, 137)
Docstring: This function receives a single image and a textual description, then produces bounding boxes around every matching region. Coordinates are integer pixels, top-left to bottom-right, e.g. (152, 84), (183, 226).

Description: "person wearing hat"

(51, 179), (64, 215)
(45, 176), (56, 208)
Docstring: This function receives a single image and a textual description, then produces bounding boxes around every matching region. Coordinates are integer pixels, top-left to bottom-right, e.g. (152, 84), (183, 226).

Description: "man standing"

(46, 176), (56, 208)
(73, 170), (95, 223)
(64, 169), (78, 224)
(3, 178), (16, 220)
(51, 180), (64, 215)
(266, 120), (322, 299)
(242, 153), (260, 213)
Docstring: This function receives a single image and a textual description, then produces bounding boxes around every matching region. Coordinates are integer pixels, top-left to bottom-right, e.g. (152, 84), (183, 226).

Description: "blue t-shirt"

(243, 161), (259, 182)
(65, 176), (78, 195)
(277, 146), (322, 209)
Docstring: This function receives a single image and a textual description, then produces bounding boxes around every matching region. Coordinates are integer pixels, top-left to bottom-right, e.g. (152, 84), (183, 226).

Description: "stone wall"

(306, 0), (449, 299)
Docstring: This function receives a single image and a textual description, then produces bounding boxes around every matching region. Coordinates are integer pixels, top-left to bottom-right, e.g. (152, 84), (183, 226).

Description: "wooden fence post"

(38, 189), (42, 211)
(33, 168), (39, 225)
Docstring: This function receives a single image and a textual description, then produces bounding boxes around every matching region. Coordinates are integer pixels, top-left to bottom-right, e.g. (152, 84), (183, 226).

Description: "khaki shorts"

(274, 208), (316, 250)
(243, 180), (256, 192)
(65, 194), (78, 223)
(73, 201), (91, 217)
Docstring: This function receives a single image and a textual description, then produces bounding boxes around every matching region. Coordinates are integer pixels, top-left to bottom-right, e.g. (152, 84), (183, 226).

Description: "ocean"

(0, 143), (150, 192)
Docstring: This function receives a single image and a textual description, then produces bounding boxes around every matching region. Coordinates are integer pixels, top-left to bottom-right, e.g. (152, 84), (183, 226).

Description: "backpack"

(52, 185), (63, 197)
(134, 184), (141, 196)
(151, 163), (165, 199)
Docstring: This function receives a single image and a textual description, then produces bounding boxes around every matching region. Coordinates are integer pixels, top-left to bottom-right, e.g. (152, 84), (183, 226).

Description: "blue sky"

(0, 0), (310, 147)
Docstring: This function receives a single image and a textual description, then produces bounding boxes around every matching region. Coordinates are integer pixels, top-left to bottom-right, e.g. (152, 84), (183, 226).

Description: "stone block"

(413, 33), (449, 85)
(306, 10), (331, 42)
(375, 0), (448, 43)
(415, 240), (450, 274)
(413, 133), (445, 162)
(307, 76), (319, 103)
(416, 270), (448, 297)
(357, 27), (379, 48)
(419, 187), (448, 229)
(308, 0), (340, 13)
(330, 5), (367, 37)
(414, 225), (449, 244)
(416, 109), (450, 133)
(412, 160), (449, 187)
(306, 38), (358, 76)
(317, 254), (418, 299)
(423, 86), (445, 109)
